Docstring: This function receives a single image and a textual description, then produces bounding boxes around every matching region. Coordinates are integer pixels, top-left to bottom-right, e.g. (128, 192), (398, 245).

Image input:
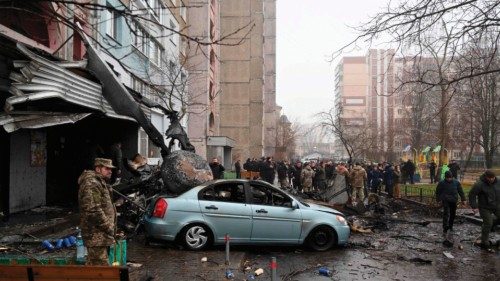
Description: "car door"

(249, 183), (302, 243)
(199, 182), (252, 243)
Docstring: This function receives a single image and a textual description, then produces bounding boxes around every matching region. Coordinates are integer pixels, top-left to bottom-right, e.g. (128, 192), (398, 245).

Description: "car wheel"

(306, 226), (337, 251)
(182, 224), (212, 250)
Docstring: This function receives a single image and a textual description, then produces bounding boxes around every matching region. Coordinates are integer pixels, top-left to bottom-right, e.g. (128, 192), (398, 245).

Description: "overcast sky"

(276, 0), (389, 123)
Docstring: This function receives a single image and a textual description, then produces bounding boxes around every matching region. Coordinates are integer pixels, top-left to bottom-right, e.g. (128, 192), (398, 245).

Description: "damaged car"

(143, 179), (350, 251)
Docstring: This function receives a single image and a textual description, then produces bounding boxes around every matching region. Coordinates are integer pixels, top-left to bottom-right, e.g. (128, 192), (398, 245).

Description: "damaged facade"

(0, 0), (187, 215)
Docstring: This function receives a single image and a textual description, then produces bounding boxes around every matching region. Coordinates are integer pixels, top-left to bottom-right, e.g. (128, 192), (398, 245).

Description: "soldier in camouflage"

(78, 158), (117, 266)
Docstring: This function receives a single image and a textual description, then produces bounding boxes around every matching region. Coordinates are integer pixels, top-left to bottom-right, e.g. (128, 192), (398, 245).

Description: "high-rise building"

(218, 0), (277, 161)
(334, 49), (400, 161)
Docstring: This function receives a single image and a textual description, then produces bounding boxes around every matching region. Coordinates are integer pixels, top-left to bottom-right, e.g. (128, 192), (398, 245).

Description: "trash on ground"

(443, 252), (454, 259)
(254, 268), (264, 276)
(127, 262), (142, 268)
(225, 269), (234, 279)
(318, 267), (333, 277)
(201, 257), (207, 262)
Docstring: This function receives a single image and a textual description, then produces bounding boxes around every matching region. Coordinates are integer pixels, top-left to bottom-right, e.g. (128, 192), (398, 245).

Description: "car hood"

(305, 202), (344, 216)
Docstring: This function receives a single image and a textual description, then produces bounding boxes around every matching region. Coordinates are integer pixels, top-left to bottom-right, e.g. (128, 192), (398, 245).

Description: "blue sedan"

(143, 179), (350, 251)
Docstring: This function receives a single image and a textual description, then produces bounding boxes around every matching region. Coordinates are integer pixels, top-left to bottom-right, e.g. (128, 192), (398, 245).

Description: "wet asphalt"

(127, 210), (500, 281)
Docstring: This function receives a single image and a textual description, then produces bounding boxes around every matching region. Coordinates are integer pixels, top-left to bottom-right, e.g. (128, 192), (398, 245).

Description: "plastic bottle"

(75, 227), (85, 264)
(55, 239), (64, 249)
(42, 240), (55, 251)
(318, 267), (333, 277)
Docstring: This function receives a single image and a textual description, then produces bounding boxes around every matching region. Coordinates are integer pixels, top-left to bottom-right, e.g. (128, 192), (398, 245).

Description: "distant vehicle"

(143, 179), (350, 251)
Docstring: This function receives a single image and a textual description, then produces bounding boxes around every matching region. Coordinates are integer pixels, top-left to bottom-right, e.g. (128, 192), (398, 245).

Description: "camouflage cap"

(94, 158), (116, 169)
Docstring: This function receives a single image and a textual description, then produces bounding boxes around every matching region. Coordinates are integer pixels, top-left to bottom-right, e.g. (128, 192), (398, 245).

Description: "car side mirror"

(291, 201), (299, 210)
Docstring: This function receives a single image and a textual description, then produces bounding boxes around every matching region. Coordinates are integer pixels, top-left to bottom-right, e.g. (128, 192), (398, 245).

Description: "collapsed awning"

(0, 112), (91, 133)
(1, 43), (151, 132)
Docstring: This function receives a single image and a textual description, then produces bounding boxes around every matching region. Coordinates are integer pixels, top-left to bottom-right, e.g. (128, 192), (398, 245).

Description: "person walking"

(436, 171), (466, 236)
(349, 162), (367, 203)
(209, 157), (225, 179)
(428, 160), (437, 184)
(468, 170), (500, 250)
(78, 158), (117, 265)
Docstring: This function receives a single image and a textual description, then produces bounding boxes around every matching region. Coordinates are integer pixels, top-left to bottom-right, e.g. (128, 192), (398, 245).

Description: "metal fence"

(400, 185), (437, 204)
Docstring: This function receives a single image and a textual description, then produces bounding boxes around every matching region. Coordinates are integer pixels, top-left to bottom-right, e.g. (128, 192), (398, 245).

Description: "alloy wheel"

(185, 225), (208, 249)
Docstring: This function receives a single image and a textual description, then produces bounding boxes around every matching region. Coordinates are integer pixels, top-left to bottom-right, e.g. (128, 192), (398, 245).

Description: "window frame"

(198, 182), (248, 204)
(249, 183), (293, 208)
(104, 6), (117, 39)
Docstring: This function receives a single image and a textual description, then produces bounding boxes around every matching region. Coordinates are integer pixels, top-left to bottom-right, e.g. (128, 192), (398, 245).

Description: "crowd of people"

(234, 158), (423, 201)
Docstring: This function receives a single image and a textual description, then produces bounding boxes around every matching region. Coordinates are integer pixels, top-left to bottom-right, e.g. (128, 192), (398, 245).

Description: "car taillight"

(152, 198), (168, 218)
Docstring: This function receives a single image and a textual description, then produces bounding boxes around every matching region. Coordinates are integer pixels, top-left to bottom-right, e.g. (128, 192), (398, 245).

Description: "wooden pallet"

(0, 265), (129, 281)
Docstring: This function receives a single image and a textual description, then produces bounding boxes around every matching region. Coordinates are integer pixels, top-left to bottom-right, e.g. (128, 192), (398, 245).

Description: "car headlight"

(336, 215), (347, 224)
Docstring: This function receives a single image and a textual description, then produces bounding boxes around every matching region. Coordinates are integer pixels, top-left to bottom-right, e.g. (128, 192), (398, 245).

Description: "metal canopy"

(1, 43), (152, 132)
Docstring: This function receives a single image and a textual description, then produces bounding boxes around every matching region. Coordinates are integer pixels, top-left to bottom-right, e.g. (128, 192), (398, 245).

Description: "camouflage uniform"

(78, 170), (117, 266)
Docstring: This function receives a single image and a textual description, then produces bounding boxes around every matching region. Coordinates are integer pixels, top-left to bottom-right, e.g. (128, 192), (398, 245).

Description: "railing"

(400, 185), (436, 204)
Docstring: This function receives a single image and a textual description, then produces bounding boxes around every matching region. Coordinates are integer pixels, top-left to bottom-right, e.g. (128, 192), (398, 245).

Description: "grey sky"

(276, 0), (389, 122)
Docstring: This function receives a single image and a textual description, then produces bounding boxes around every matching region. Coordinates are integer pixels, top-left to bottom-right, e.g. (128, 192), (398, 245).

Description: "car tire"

(181, 224), (212, 250)
(306, 226), (337, 251)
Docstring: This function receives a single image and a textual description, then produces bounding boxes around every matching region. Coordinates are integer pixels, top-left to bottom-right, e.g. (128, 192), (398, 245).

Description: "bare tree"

(455, 36), (500, 168)
(336, 0), (500, 85)
(274, 115), (298, 161)
(316, 107), (376, 163)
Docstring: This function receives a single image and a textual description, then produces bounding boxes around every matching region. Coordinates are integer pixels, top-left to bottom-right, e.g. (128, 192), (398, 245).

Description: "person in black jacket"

(291, 161), (302, 191)
(449, 160), (461, 179)
(209, 157), (225, 179)
(428, 160), (437, 183)
(436, 171), (466, 236)
(261, 157), (276, 184)
(234, 160), (241, 179)
(469, 170), (500, 249)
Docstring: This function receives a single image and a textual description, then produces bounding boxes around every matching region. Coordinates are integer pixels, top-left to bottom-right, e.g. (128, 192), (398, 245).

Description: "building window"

(149, 0), (164, 23)
(132, 76), (148, 96)
(150, 39), (163, 67)
(169, 20), (177, 46)
(344, 98), (364, 105)
(104, 6), (118, 39)
(132, 22), (149, 55)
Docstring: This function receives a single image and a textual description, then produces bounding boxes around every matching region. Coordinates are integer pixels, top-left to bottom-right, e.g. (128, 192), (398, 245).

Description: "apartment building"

(218, 0), (277, 162)
(334, 49), (402, 161)
(0, 0), (186, 213)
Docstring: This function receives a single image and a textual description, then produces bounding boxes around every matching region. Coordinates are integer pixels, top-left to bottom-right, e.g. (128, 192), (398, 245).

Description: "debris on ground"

(254, 268), (264, 276)
(443, 252), (454, 259)
(397, 256), (433, 264)
(127, 262), (143, 268)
